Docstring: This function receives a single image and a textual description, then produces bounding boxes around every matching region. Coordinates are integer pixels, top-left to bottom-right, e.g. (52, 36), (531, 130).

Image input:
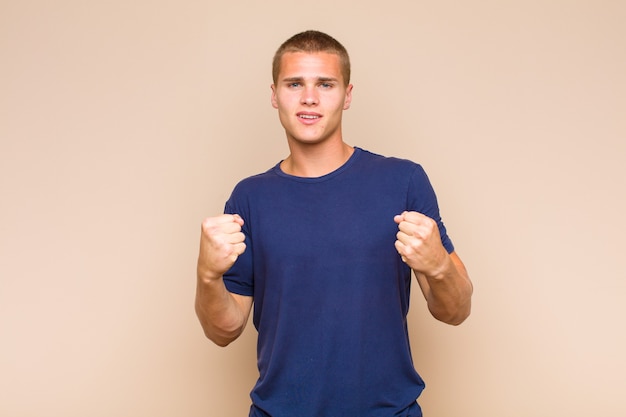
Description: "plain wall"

(1, 1), (625, 416)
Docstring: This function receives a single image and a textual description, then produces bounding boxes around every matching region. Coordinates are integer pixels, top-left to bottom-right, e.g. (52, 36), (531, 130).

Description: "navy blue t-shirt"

(223, 147), (454, 417)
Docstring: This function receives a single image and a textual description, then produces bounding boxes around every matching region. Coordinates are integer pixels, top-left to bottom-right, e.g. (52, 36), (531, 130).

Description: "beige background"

(1, 1), (625, 416)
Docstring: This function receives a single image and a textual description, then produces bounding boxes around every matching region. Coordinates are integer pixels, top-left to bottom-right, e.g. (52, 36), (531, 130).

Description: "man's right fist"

(197, 214), (246, 281)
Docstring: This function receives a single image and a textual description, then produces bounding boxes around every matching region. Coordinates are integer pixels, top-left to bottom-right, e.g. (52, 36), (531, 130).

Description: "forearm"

(195, 214), (250, 346)
(195, 274), (249, 347)
(417, 253), (473, 325)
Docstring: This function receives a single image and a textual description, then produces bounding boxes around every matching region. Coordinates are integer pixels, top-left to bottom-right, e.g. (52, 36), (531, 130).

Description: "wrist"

(425, 254), (453, 280)
(197, 267), (224, 284)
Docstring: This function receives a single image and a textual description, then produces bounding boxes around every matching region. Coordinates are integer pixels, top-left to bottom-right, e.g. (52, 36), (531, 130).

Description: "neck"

(281, 141), (354, 178)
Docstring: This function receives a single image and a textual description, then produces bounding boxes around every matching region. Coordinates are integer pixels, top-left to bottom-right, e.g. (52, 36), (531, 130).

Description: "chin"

(291, 137), (328, 146)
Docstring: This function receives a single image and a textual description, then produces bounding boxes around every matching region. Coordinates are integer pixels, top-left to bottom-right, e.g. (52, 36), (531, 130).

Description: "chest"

(246, 182), (404, 263)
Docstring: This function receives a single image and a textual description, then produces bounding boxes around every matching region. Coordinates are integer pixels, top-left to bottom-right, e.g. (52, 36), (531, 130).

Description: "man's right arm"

(195, 214), (252, 347)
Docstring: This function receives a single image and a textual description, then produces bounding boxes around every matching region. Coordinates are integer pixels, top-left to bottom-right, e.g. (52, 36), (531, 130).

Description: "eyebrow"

(281, 76), (339, 83)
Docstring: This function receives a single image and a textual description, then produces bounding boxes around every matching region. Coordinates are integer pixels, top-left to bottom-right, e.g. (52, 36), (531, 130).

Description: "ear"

(343, 84), (353, 110)
(270, 84), (278, 109)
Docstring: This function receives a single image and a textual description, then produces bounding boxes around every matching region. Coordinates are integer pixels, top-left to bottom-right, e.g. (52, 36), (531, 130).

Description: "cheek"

(277, 110), (293, 129)
(274, 94), (297, 111)
(271, 92), (283, 109)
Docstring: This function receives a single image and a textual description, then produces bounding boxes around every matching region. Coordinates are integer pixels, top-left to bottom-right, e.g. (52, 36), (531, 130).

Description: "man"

(196, 30), (473, 417)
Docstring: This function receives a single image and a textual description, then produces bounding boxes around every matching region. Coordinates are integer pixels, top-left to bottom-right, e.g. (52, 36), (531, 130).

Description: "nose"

(301, 86), (318, 105)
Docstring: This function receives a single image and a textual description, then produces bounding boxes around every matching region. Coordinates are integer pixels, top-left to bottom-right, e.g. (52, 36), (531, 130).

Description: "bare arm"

(413, 251), (472, 325)
(195, 214), (253, 346)
(394, 211), (473, 325)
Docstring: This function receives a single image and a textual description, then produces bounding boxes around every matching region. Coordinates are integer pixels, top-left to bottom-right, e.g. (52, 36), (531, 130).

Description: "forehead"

(277, 52), (344, 82)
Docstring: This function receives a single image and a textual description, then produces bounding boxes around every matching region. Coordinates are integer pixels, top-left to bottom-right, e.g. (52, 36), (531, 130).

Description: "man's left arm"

(394, 211), (473, 325)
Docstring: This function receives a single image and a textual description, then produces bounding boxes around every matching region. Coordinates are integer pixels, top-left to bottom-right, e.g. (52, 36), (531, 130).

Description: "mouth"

(297, 112), (322, 121)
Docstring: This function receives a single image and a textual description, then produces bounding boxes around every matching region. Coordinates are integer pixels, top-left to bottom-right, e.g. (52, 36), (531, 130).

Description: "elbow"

(200, 322), (245, 347)
(431, 300), (472, 326)
(446, 310), (471, 326)
(195, 301), (247, 347)
(434, 311), (470, 326)
(438, 281), (473, 326)
(208, 334), (237, 347)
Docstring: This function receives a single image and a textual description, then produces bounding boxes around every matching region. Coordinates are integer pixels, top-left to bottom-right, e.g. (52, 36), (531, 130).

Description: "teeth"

(299, 115), (319, 119)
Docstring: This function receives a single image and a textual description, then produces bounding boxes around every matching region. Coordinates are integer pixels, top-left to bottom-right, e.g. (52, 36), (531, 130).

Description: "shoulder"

(355, 147), (425, 176)
(230, 164), (281, 193)
(223, 165), (283, 214)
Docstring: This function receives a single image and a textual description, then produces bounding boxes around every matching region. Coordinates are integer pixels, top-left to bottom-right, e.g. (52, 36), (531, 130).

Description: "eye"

(320, 82), (333, 89)
(288, 82), (301, 88)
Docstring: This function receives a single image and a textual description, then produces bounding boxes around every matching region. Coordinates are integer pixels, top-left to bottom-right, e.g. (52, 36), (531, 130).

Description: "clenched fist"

(394, 211), (449, 278)
(197, 214), (247, 282)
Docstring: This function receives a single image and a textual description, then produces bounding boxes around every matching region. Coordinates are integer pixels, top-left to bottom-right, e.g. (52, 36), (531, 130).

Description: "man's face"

(271, 52), (353, 146)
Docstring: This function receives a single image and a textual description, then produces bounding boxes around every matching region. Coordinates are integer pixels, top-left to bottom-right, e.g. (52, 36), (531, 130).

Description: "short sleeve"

(407, 165), (455, 254)
(222, 196), (254, 296)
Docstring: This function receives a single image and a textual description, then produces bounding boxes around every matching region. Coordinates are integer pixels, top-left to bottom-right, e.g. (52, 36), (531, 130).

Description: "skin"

(195, 51), (473, 347)
(271, 52), (354, 177)
(394, 211), (473, 325)
(196, 214), (251, 346)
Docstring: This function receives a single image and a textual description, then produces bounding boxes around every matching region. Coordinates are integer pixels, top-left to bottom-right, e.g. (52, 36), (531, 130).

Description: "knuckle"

(408, 240), (421, 252)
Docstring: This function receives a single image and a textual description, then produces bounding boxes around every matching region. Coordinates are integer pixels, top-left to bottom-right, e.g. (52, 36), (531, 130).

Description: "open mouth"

(297, 112), (322, 121)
